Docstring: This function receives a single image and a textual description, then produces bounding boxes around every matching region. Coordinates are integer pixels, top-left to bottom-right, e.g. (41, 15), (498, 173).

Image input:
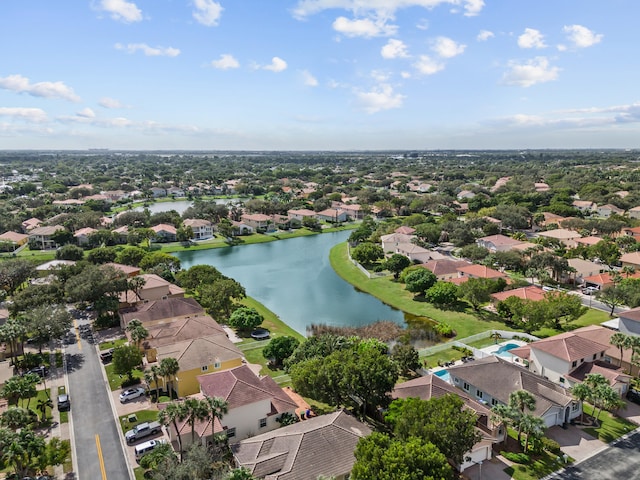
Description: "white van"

(135, 439), (165, 461)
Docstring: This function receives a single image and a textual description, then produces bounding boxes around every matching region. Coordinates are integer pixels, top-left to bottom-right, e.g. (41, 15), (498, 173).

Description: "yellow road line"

(95, 434), (108, 480)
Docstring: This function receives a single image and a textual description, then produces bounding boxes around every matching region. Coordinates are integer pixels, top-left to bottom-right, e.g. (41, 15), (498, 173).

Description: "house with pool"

(447, 356), (581, 428)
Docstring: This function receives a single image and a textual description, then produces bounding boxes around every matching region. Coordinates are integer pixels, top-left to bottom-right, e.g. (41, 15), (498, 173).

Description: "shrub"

(434, 322), (455, 337)
(121, 377), (142, 389)
(500, 451), (530, 464)
(541, 437), (561, 454)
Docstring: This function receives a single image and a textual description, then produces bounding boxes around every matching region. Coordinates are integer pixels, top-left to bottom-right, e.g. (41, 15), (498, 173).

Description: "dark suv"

(627, 388), (640, 405)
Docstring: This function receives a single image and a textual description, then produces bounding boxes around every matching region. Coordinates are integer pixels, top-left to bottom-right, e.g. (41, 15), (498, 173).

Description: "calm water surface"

(173, 231), (405, 336)
(134, 198), (246, 215)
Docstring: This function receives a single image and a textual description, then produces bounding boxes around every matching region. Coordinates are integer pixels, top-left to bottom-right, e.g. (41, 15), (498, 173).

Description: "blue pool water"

(495, 343), (520, 357)
(434, 369), (451, 383)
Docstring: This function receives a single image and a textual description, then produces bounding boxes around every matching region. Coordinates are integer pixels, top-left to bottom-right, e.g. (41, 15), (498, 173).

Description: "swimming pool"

(434, 369), (451, 383)
(495, 343), (520, 357)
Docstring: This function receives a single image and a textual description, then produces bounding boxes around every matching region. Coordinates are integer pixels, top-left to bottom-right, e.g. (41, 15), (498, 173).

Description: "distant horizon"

(1, 1), (639, 150)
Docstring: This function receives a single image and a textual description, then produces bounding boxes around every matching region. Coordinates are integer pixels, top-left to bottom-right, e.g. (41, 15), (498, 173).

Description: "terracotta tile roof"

(448, 357), (573, 416)
(29, 225), (65, 236)
(528, 332), (609, 362)
(618, 307), (640, 323)
(478, 234), (523, 247)
(183, 218), (212, 227)
(392, 374), (491, 417)
(151, 223), (177, 234)
(620, 252), (640, 266)
(104, 262), (141, 276)
(538, 228), (581, 240)
(242, 213), (272, 222)
(395, 226), (416, 235)
(143, 315), (226, 348)
(198, 365), (297, 413)
(421, 259), (470, 276)
(0, 231), (29, 243)
(491, 286), (546, 303)
(574, 236), (604, 246)
(456, 264), (506, 279)
(74, 227), (97, 237)
(120, 297), (204, 324)
(565, 361), (630, 385)
(232, 410), (371, 480)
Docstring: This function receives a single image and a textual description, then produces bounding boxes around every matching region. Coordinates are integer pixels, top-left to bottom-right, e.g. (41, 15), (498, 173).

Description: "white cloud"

(354, 83), (405, 114)
(0, 107), (47, 122)
(413, 55), (444, 75)
(477, 30), (494, 41)
(192, 0), (223, 27)
(211, 54), (240, 69)
(432, 36), (466, 58)
(98, 0), (142, 23)
(292, 1), (485, 19)
(115, 43), (181, 57)
(302, 70), (318, 86)
(502, 56), (559, 87)
(99, 97), (125, 109)
(77, 108), (96, 118)
(333, 16), (397, 38)
(518, 28), (546, 49)
(563, 24), (603, 48)
(381, 39), (409, 59)
(263, 57), (288, 72)
(0, 74), (80, 102)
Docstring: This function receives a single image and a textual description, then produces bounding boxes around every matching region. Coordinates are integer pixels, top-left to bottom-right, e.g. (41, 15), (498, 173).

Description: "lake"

(173, 231), (406, 336)
(134, 198), (247, 215)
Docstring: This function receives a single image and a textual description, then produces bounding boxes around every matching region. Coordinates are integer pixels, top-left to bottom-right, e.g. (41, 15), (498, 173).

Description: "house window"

(572, 361), (577, 368)
(454, 377), (459, 384)
(226, 428), (236, 438)
(259, 418), (267, 428)
(559, 377), (565, 383)
(476, 390), (483, 399)
(593, 354), (597, 360)
(491, 398), (498, 406)
(572, 403), (579, 412)
(201, 365), (208, 372)
(601, 352), (605, 358)
(214, 360), (221, 369)
(463, 382), (470, 391)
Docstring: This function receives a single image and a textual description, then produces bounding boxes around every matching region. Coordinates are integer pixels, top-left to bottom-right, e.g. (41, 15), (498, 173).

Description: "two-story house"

(448, 356), (581, 428)
(241, 213), (275, 233)
(476, 234), (526, 253)
(421, 259), (471, 281)
(183, 218), (214, 240)
(150, 223), (177, 242)
(28, 225), (66, 250)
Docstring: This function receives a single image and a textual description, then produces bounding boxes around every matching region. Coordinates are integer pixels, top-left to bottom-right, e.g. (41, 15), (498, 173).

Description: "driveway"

(546, 425), (607, 463)
(463, 456), (513, 480)
(618, 399), (640, 425)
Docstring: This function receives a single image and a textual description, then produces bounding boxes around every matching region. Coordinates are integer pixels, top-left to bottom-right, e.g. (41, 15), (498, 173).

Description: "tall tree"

(508, 390), (536, 446)
(183, 398), (210, 445)
(112, 345), (143, 383)
(160, 357), (180, 398)
(158, 401), (188, 460)
(0, 259), (36, 294)
(384, 254), (412, 280)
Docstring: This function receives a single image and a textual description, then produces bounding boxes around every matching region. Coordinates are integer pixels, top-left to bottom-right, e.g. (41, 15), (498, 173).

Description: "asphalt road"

(549, 431), (640, 479)
(66, 314), (132, 480)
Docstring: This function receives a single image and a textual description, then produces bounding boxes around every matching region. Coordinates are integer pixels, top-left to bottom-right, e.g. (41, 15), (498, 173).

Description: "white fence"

(418, 329), (539, 359)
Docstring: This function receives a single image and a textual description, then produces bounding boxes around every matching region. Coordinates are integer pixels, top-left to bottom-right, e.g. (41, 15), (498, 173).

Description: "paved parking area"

(546, 425), (607, 463)
(618, 399), (640, 425)
(463, 456), (513, 480)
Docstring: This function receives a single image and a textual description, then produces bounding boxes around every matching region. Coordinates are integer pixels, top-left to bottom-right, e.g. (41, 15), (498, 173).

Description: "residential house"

(448, 356), (581, 428)
(0, 231), (29, 250)
(167, 186), (185, 197)
(617, 307), (640, 337)
(150, 187), (167, 198)
(597, 204), (625, 218)
(270, 214), (290, 230)
(621, 226), (640, 240)
(28, 225), (66, 250)
(395, 226), (416, 235)
(316, 208), (348, 223)
(101, 190), (126, 202)
(571, 325), (633, 374)
(490, 286), (547, 304)
(509, 331), (630, 395)
(287, 209), (317, 223)
(565, 258), (606, 284)
(231, 410), (371, 480)
(628, 206), (640, 220)
(151, 223), (177, 242)
(104, 262), (141, 278)
(476, 234), (526, 253)
(456, 264), (508, 281)
(392, 375), (500, 471)
(118, 274), (185, 308)
(537, 228), (583, 248)
(165, 365), (297, 448)
(53, 199), (85, 208)
(380, 232), (414, 253)
(537, 212), (566, 228)
(395, 243), (445, 263)
(120, 296), (205, 329)
(535, 183), (550, 192)
(112, 225), (129, 244)
(572, 200), (596, 213)
(338, 203), (365, 220)
(230, 221), (254, 236)
(241, 214), (275, 233)
(183, 219), (214, 240)
(620, 252), (640, 269)
(582, 271), (640, 290)
(73, 227), (97, 246)
(421, 259), (471, 281)
(574, 236), (604, 248)
(21, 217), (42, 232)
(457, 190), (476, 200)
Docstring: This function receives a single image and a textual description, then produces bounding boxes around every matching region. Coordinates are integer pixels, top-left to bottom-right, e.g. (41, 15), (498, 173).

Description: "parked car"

(57, 393), (70, 411)
(24, 366), (49, 378)
(582, 286), (599, 295)
(627, 388), (640, 405)
(99, 348), (114, 363)
(119, 387), (146, 403)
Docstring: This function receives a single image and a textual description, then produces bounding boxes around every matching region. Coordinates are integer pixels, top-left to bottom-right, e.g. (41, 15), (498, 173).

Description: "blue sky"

(0, 0), (638, 150)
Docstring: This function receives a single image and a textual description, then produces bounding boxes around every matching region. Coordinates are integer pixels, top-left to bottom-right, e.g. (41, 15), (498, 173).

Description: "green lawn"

(18, 387), (54, 424)
(421, 347), (466, 368)
(582, 404), (637, 443)
(119, 409), (160, 432)
(134, 467), (147, 480)
(105, 363), (145, 391)
(99, 338), (128, 351)
(505, 450), (568, 480)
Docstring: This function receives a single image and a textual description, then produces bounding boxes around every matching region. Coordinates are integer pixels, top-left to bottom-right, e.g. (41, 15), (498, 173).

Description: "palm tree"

(183, 398), (210, 445)
(138, 441), (177, 472)
(160, 357), (180, 398)
(490, 331), (503, 345)
(158, 401), (187, 461)
(36, 396), (53, 423)
(490, 403), (515, 445)
(126, 318), (149, 350)
(520, 414), (546, 452)
(610, 332), (629, 368)
(0, 407), (34, 430)
(204, 396), (229, 439)
(621, 265), (636, 278)
(570, 383), (591, 424)
(147, 365), (163, 401)
(508, 390), (536, 446)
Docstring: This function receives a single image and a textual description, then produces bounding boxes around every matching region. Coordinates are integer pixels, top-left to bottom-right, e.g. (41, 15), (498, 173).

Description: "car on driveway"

(119, 387), (146, 403)
(57, 394), (70, 411)
(582, 286), (599, 295)
(25, 365), (49, 378)
(627, 388), (640, 405)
